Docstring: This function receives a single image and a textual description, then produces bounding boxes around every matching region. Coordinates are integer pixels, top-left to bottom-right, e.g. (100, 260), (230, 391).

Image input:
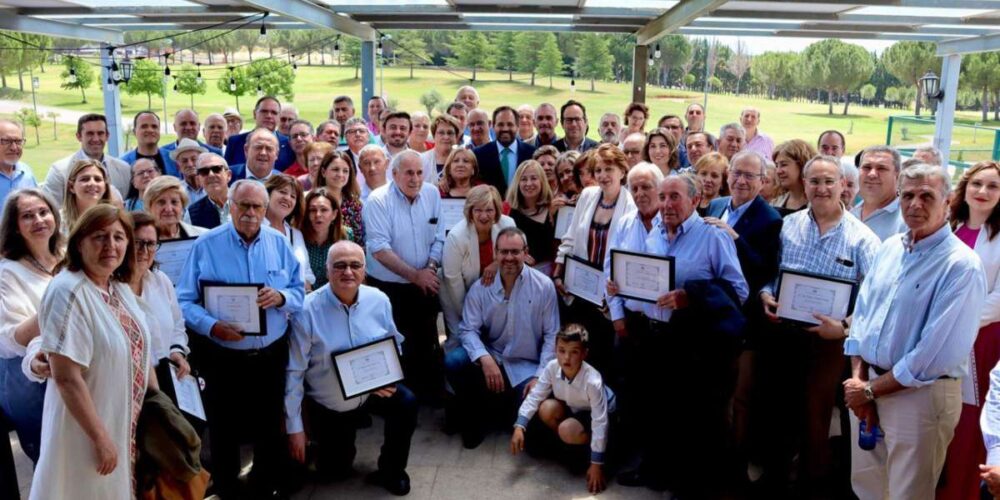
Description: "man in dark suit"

(473, 106), (536, 195)
(703, 149), (782, 490)
(553, 100), (598, 153)
(224, 96), (295, 171)
(187, 152), (231, 230)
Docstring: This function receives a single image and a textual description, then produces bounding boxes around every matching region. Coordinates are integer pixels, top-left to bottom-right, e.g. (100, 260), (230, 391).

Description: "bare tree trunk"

(530, 72), (535, 86)
(982, 87), (989, 123)
(591, 78), (595, 92)
(914, 83), (923, 116)
(17, 71), (24, 91)
(828, 89), (834, 115)
(843, 93), (851, 115)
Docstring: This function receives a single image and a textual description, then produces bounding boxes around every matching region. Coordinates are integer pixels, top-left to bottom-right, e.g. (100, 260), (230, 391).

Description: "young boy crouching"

(510, 324), (616, 494)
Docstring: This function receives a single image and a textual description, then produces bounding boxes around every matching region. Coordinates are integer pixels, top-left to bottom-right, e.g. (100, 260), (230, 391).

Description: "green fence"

(886, 115), (1000, 176)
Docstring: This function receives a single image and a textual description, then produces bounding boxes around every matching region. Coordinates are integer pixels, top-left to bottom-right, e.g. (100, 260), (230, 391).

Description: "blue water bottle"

(858, 420), (883, 451)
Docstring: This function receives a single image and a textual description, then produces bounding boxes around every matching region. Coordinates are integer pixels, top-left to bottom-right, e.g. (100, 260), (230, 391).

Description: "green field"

(3, 64), (997, 180)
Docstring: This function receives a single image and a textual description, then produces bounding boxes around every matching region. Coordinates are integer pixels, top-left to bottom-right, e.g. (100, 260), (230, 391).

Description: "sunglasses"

(197, 165), (226, 176)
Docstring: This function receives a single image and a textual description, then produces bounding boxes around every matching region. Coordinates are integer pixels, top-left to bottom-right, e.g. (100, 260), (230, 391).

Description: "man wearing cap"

(160, 109), (222, 179)
(224, 96), (295, 171)
(45, 113), (131, 206)
(171, 138), (208, 204)
(121, 111), (168, 173)
(223, 108), (243, 139)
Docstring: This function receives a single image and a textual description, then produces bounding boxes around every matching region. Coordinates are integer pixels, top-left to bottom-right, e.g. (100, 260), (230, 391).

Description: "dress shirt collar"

(390, 181), (422, 204)
(661, 210), (701, 240)
(0, 161), (28, 180)
(852, 196), (900, 219)
(729, 196), (754, 214)
(227, 222), (261, 248)
(496, 139), (517, 156)
(903, 222), (951, 254)
(328, 286), (361, 310)
(490, 264), (530, 296)
(247, 166), (274, 182)
(806, 205), (846, 234)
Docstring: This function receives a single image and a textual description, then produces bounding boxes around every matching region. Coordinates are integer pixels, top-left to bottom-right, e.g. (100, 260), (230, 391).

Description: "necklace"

(26, 255), (55, 276)
(597, 194), (618, 210)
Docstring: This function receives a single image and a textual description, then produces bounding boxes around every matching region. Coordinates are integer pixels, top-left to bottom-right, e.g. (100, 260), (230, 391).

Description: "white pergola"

(1, 0), (998, 161)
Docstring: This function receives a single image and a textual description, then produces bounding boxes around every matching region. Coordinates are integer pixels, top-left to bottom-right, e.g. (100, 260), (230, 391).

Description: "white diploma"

(610, 250), (674, 302)
(440, 198), (467, 235)
(554, 206), (575, 240)
(564, 256), (604, 306)
(203, 283), (265, 335)
(775, 270), (857, 325)
(170, 365), (206, 421)
(157, 237), (197, 286)
(333, 337), (405, 399)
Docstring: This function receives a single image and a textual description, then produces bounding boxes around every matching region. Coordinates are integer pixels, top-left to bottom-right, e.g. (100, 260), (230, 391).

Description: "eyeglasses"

(197, 165), (226, 176)
(623, 149), (642, 156)
(345, 129), (367, 136)
(729, 170), (764, 180)
(331, 261), (364, 271)
(235, 201), (266, 212)
(0, 138), (25, 147)
(135, 239), (160, 252)
(134, 169), (158, 178)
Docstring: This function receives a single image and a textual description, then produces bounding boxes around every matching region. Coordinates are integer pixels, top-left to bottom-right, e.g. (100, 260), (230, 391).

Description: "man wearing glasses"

(187, 153), (232, 230)
(178, 179), (304, 499)
(621, 133), (646, 169)
(0, 119), (36, 206)
(554, 100), (598, 153)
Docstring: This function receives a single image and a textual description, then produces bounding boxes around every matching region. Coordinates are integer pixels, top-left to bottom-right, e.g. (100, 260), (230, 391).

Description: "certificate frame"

(200, 281), (267, 336)
(774, 269), (859, 326)
(562, 254), (605, 306)
(440, 197), (467, 235)
(553, 205), (575, 240)
(332, 336), (405, 399)
(609, 249), (675, 303)
(156, 236), (197, 286)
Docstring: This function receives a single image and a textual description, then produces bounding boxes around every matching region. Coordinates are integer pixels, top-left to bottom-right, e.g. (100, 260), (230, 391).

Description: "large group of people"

(0, 83), (999, 500)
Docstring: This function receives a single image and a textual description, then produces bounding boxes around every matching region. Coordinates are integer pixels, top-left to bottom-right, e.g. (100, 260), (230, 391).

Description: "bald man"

(160, 109), (222, 178)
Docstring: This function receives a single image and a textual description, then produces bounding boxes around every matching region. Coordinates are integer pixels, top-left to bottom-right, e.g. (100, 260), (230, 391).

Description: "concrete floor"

(12, 406), (671, 500)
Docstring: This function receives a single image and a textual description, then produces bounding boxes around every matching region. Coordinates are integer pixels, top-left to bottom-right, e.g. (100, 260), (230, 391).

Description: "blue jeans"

(0, 356), (45, 462)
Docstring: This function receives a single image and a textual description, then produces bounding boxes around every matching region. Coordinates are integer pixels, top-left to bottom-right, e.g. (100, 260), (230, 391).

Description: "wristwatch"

(864, 383), (875, 401)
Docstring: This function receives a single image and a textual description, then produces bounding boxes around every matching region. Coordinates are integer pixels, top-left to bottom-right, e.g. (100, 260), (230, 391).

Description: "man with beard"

(599, 113), (621, 146)
(381, 112), (412, 160)
(529, 103), (559, 148)
(474, 106), (537, 195)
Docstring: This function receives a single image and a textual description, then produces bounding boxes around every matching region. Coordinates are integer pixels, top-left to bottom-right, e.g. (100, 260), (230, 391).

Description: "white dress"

(0, 259), (52, 358)
(30, 270), (151, 500)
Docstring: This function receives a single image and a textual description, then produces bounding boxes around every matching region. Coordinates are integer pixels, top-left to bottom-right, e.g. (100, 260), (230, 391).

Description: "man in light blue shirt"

(363, 149), (445, 402)
(177, 179), (304, 498)
(850, 145), (907, 241)
(0, 119), (37, 207)
(285, 241), (415, 496)
(445, 227), (560, 449)
(843, 164), (986, 499)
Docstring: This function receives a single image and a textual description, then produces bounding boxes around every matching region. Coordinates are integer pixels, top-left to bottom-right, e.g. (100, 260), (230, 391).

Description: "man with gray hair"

(358, 144), (390, 201)
(344, 117), (375, 168)
(599, 113), (621, 145)
(316, 120), (341, 146)
(233, 128), (280, 182)
(757, 155), (881, 497)
(851, 145), (907, 241)
(843, 163), (986, 499)
(517, 104), (536, 143)
(717, 123), (746, 161)
(912, 145), (944, 166)
(0, 118), (37, 205)
(740, 107), (773, 159)
(621, 133), (646, 168)
(278, 104), (298, 137)
(188, 152), (232, 229)
(161, 108), (223, 178)
(362, 150), (445, 404)
(202, 113), (228, 152)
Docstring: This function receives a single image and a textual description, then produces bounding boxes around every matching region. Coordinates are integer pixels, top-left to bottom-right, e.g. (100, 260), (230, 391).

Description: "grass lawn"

(2, 63), (995, 180)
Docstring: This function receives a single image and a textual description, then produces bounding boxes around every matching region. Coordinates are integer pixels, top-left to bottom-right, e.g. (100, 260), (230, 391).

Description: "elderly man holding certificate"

(614, 173), (748, 496)
(177, 179), (305, 499)
(756, 155), (881, 498)
(286, 241), (415, 496)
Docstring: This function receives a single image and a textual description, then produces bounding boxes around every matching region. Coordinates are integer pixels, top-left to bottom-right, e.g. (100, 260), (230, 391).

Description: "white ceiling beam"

(937, 32), (1000, 55)
(0, 15), (123, 43)
(635, 0), (729, 46)
(240, 0), (376, 40)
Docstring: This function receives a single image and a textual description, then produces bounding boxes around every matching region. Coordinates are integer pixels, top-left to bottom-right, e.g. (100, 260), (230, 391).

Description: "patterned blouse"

(342, 197), (365, 247)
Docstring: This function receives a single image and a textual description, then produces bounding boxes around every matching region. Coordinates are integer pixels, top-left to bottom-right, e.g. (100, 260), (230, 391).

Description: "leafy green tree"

(708, 76), (722, 90)
(884, 86), (900, 107)
(60, 56), (94, 104)
(419, 89), (443, 115)
(652, 34), (690, 87)
(494, 32), (518, 81)
(246, 58), (296, 101)
(121, 58), (165, 109)
(15, 108), (40, 145)
(574, 34), (613, 92)
(394, 31), (430, 79)
(46, 111), (59, 140)
(216, 67), (251, 112)
(537, 33), (564, 89)
(174, 64), (207, 109)
(751, 51), (799, 99)
(607, 34), (636, 83)
(800, 39), (874, 115)
(513, 33), (543, 86)
(448, 32), (494, 81)
(234, 29), (259, 62)
(881, 41), (939, 116)
(961, 52), (1000, 122)
(683, 73), (696, 88)
(341, 37), (362, 79)
(860, 83), (877, 105)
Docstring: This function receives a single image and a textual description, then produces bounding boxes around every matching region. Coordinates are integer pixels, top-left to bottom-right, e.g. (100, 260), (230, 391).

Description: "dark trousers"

(751, 324), (848, 493)
(305, 384), (418, 475)
(444, 347), (532, 435)
(367, 277), (444, 400)
(0, 410), (17, 500)
(201, 336), (289, 497)
(0, 357), (44, 463)
(636, 318), (740, 496)
(566, 298), (615, 379)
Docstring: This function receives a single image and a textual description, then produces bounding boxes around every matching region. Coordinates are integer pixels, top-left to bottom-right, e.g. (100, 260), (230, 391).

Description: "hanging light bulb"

(256, 84), (263, 97)
(377, 40), (383, 56)
(654, 43), (661, 59)
(196, 63), (203, 84)
(334, 40), (341, 60)
(164, 64), (171, 77)
(173, 83), (178, 92)
(292, 61), (298, 72)
(69, 63), (77, 84)
(570, 78), (576, 93)
(647, 53), (654, 66)
(229, 79), (237, 92)
(259, 22), (267, 42)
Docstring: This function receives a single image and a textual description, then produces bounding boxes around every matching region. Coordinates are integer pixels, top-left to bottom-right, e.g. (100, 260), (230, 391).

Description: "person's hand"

(480, 355), (505, 393)
(373, 385), (397, 398)
(93, 433), (118, 475)
(288, 432), (307, 464)
(413, 268), (440, 295)
(522, 377), (537, 398)
(656, 289), (689, 310)
(606, 280), (619, 297)
(210, 321), (244, 342)
(979, 464), (1000, 497)
(305, 281), (313, 294)
(586, 463), (607, 494)
(612, 319), (627, 338)
(760, 292), (780, 322)
(257, 287), (285, 309)
(843, 377), (869, 411)
(856, 402), (879, 431)
(481, 261), (499, 286)
(510, 427), (525, 455)
(30, 351), (51, 379)
(553, 277), (570, 297)
(808, 313), (847, 340)
(703, 217), (739, 240)
(169, 352), (191, 379)
(550, 196), (567, 218)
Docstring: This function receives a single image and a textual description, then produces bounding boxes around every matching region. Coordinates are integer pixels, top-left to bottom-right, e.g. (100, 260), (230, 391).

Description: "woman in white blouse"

(143, 175), (207, 240)
(127, 211), (190, 380)
(0, 189), (63, 467)
(440, 185), (515, 340)
(264, 174), (316, 289)
(553, 144), (635, 375)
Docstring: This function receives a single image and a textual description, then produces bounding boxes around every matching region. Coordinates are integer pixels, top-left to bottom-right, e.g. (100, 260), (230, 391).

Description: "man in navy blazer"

(553, 100), (599, 153)
(187, 153), (231, 229)
(224, 96), (295, 171)
(473, 106), (536, 196)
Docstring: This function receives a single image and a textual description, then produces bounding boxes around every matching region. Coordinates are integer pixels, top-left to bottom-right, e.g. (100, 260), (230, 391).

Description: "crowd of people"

(0, 83), (998, 500)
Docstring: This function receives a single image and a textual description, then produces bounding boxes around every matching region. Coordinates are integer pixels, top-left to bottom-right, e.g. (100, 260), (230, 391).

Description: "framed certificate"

(440, 197), (466, 235)
(201, 281), (267, 336)
(609, 249), (674, 303)
(775, 269), (859, 326)
(563, 255), (605, 306)
(157, 237), (197, 286)
(554, 205), (575, 240)
(332, 336), (405, 399)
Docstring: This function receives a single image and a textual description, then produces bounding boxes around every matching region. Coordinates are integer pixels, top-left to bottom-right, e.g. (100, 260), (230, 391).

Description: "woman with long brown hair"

(301, 187), (353, 289)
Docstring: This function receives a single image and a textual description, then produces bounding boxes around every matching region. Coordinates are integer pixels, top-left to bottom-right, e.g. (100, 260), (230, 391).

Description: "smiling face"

(134, 113), (161, 148)
(392, 155), (424, 199)
(517, 108), (535, 139)
(79, 220), (128, 280)
(457, 87), (479, 110)
(229, 184), (268, 240)
(323, 157), (351, 192)
(626, 110), (645, 132)
(288, 123), (313, 155)
(518, 166), (544, 204)
(774, 153), (803, 191)
(77, 120), (108, 158)
(448, 153), (474, 183)
(151, 189), (184, 229)
(494, 110), (518, 146)
(246, 132), (279, 177)
(15, 194), (55, 248)
(434, 123), (458, 152)
(174, 110), (200, 141)
(360, 151), (388, 186)
(410, 115), (430, 143)
(496, 231), (527, 278)
(267, 184), (297, 221)
(594, 160), (624, 194)
(859, 151), (898, 206)
(629, 172), (660, 217)
(818, 132), (845, 159)
(225, 114), (243, 137)
(536, 154), (557, 190)
(685, 134), (710, 166)
(647, 135), (672, 169)
(468, 111), (491, 146)
(198, 158), (231, 198)
(718, 129), (745, 159)
(659, 177), (698, 231)
(278, 108), (298, 136)
(133, 224), (158, 274)
(561, 105), (587, 145)
(471, 199), (497, 234)
(804, 159), (844, 213)
(740, 109), (759, 130)
(254, 99), (280, 131)
(557, 161), (576, 193)
(0, 121), (23, 168)
(660, 117), (684, 141)
(328, 242), (366, 299)
(965, 167), (1000, 218)
(535, 104), (557, 141)
(345, 123), (369, 152)
(383, 117), (411, 149)
(728, 156), (764, 206)
(697, 162), (726, 200)
(131, 160), (160, 192)
(70, 166), (107, 207)
(367, 99), (385, 130)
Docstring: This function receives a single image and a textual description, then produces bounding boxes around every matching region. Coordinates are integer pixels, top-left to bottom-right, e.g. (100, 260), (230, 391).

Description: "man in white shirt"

(45, 113), (131, 206)
(851, 145), (907, 241)
(358, 145), (389, 201)
(381, 112), (411, 159)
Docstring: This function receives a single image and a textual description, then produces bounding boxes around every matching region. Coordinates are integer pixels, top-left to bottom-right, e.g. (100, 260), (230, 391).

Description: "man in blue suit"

(224, 96), (295, 171)
(473, 106), (536, 196)
(159, 109), (222, 177)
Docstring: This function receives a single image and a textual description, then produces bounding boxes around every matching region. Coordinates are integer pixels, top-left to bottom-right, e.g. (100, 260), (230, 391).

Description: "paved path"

(0, 100), (87, 124)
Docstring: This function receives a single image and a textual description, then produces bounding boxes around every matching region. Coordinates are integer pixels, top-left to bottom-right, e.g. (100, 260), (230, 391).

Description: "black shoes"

(461, 429), (486, 449)
(366, 469), (411, 496)
(617, 469), (670, 492)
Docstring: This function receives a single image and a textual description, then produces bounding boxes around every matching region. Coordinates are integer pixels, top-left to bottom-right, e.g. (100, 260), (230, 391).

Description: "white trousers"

(849, 377), (962, 500)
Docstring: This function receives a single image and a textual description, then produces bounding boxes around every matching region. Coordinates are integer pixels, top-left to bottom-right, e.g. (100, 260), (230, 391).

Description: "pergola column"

(632, 45), (648, 104)
(100, 43), (124, 157)
(361, 40), (376, 120)
(932, 53), (961, 166)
